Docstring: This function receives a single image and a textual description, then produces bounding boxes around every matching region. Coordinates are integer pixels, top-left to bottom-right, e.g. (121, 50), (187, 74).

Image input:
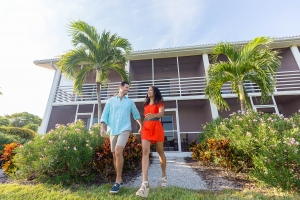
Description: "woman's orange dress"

(142, 102), (164, 143)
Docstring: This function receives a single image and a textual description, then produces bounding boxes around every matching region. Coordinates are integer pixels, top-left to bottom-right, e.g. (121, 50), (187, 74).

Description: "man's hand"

(100, 129), (106, 138)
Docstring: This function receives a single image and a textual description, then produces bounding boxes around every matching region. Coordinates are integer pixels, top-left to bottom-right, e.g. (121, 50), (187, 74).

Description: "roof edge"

(34, 35), (300, 64)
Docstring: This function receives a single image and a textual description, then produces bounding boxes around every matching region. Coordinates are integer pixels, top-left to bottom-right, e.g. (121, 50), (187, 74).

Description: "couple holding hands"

(100, 81), (167, 197)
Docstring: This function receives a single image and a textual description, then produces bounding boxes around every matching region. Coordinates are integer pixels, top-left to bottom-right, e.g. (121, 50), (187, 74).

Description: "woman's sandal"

(136, 181), (150, 198)
(161, 176), (168, 187)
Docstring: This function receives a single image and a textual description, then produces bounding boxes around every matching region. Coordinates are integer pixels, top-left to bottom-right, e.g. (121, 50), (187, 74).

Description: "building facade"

(34, 37), (300, 156)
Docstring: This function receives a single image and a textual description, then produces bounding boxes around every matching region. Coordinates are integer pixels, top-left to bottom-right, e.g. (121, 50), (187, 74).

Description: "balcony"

(53, 70), (300, 104)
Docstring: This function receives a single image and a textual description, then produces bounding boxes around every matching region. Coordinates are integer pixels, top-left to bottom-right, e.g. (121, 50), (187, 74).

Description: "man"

(100, 81), (142, 194)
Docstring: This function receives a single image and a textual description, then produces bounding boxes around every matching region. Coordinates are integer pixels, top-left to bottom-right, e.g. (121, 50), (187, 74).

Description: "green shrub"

(22, 124), (39, 132)
(251, 125), (300, 191)
(190, 138), (242, 170)
(0, 132), (27, 152)
(195, 110), (300, 191)
(0, 127), (36, 139)
(0, 116), (10, 127)
(14, 120), (103, 185)
(92, 132), (143, 180)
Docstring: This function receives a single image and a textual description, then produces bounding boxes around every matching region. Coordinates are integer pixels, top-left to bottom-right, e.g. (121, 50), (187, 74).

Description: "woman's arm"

(145, 105), (164, 119)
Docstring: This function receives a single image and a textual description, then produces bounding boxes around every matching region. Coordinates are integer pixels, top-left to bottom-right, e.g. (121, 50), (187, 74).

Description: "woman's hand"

(145, 112), (155, 119)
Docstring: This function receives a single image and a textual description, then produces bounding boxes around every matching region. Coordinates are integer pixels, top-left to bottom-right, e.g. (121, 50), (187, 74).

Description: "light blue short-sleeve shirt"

(100, 95), (141, 135)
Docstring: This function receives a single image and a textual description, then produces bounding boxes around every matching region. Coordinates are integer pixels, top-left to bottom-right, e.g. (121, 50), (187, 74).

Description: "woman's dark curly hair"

(144, 86), (164, 106)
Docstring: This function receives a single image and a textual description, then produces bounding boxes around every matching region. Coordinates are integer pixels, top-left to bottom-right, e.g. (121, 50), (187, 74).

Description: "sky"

(0, 0), (300, 118)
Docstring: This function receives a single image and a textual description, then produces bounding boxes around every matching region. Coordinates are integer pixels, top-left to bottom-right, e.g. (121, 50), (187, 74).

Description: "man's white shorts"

(110, 130), (130, 152)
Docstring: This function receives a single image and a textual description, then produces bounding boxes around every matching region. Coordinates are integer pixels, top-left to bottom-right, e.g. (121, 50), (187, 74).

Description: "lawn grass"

(0, 183), (298, 200)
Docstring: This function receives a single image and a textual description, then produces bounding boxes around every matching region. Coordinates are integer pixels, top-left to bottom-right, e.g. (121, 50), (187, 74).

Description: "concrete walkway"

(126, 157), (207, 190)
(0, 169), (8, 183)
(0, 158), (208, 190)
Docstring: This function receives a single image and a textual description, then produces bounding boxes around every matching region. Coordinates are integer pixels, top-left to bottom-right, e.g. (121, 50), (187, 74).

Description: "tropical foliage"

(13, 120), (103, 184)
(205, 37), (281, 113)
(9, 121), (143, 185)
(57, 20), (132, 123)
(193, 110), (300, 191)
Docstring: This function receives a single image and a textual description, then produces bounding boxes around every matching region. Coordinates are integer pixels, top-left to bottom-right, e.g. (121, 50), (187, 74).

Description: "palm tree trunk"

(96, 71), (102, 124)
(238, 83), (246, 114)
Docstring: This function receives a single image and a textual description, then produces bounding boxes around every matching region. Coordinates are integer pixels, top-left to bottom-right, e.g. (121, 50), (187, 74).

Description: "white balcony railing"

(53, 70), (300, 103)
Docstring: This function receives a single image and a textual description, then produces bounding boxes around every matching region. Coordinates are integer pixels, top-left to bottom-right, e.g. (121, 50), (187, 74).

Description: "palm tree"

(57, 20), (132, 124)
(205, 37), (281, 114)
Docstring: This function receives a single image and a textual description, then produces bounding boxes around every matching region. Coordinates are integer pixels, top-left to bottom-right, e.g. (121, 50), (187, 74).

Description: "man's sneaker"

(110, 182), (123, 194)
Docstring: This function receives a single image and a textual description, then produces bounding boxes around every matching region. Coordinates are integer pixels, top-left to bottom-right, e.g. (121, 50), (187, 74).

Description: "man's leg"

(109, 131), (130, 193)
(114, 145), (125, 183)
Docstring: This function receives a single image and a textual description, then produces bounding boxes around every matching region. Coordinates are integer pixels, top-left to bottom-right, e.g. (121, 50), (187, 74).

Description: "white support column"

(125, 61), (130, 73)
(74, 104), (79, 122)
(38, 62), (61, 134)
(176, 57), (182, 96)
(202, 53), (219, 119)
(152, 58), (154, 85)
(89, 103), (95, 129)
(290, 46), (300, 69)
(175, 100), (182, 152)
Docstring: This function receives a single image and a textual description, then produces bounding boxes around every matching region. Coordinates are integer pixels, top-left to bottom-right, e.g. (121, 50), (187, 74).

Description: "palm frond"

(240, 37), (272, 61)
(71, 33), (98, 58)
(73, 65), (94, 95)
(205, 63), (235, 111)
(57, 47), (95, 79)
(106, 64), (131, 84)
(212, 42), (239, 63)
(245, 72), (275, 103)
(68, 20), (99, 46)
(111, 37), (132, 55)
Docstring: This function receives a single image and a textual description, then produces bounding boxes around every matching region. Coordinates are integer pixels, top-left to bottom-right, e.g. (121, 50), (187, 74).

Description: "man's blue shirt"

(100, 95), (141, 135)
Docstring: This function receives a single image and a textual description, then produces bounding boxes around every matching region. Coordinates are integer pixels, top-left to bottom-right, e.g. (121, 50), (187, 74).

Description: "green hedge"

(0, 133), (27, 152)
(0, 127), (36, 139)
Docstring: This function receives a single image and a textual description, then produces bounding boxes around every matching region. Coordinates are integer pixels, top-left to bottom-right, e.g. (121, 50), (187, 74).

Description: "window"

(161, 115), (174, 140)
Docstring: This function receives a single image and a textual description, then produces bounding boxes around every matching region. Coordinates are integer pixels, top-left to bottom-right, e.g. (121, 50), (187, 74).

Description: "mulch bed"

(184, 157), (256, 191)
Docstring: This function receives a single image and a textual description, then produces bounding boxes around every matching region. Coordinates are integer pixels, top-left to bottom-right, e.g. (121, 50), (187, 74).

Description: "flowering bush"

(195, 110), (300, 191)
(251, 128), (300, 191)
(14, 120), (103, 184)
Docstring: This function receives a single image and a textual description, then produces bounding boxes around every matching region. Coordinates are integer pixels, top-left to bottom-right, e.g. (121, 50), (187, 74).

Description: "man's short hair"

(120, 81), (129, 87)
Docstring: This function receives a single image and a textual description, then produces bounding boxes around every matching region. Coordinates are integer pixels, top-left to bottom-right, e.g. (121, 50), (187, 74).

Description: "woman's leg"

(136, 140), (151, 197)
(141, 140), (151, 181)
(155, 142), (166, 177)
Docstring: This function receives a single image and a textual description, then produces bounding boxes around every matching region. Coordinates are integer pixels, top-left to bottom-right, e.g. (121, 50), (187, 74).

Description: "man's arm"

(100, 122), (107, 137)
(100, 100), (110, 137)
(131, 101), (142, 134)
(136, 118), (142, 134)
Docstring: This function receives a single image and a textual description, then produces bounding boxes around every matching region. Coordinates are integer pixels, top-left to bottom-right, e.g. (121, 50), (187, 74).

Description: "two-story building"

(34, 36), (300, 156)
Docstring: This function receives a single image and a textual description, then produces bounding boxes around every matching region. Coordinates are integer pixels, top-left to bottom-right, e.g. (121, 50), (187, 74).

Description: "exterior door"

(163, 109), (179, 151)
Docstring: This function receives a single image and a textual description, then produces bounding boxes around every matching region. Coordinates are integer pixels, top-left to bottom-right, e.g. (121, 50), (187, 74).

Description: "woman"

(136, 86), (167, 198)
